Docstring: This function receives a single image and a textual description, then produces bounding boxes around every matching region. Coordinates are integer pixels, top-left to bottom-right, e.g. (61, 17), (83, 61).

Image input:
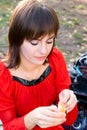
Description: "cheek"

(47, 44), (53, 53)
(21, 44), (33, 58)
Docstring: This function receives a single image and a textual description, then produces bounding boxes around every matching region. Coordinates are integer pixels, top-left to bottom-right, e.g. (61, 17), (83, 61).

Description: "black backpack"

(70, 52), (87, 104)
(63, 53), (87, 130)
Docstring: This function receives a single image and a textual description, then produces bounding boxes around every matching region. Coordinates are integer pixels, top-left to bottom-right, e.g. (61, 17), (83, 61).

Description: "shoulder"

(0, 60), (12, 85)
(49, 47), (64, 60)
(51, 47), (63, 56)
(0, 60), (8, 73)
(0, 60), (13, 101)
(0, 60), (6, 73)
(0, 61), (15, 111)
(48, 47), (65, 66)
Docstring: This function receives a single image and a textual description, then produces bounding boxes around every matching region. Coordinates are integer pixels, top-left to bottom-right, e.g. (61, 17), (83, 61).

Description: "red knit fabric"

(0, 48), (78, 130)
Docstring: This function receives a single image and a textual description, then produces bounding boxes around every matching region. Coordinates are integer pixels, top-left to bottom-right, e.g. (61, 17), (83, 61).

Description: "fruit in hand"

(58, 102), (65, 112)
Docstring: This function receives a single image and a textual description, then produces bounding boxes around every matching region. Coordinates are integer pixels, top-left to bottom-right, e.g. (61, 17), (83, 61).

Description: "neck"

(9, 54), (48, 81)
(19, 54), (42, 73)
(20, 61), (41, 73)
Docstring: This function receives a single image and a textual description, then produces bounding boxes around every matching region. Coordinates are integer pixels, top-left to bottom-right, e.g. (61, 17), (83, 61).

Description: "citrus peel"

(58, 102), (66, 112)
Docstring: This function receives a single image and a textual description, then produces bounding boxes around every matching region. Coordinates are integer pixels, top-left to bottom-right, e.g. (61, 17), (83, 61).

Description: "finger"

(39, 108), (66, 119)
(37, 114), (66, 128)
(59, 90), (70, 103)
(65, 94), (77, 112)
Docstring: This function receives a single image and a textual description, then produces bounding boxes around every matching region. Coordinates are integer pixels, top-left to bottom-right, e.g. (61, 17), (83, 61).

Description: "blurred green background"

(0, 0), (87, 64)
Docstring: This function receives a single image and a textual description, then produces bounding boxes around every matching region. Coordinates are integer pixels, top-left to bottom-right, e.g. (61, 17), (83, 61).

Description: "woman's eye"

(47, 41), (53, 44)
(30, 40), (39, 45)
(47, 39), (54, 44)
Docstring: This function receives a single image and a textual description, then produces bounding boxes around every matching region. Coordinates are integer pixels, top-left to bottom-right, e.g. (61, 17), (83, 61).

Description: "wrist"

(24, 112), (36, 130)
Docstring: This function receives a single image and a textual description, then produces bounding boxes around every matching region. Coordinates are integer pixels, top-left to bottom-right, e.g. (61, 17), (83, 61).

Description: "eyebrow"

(37, 35), (55, 41)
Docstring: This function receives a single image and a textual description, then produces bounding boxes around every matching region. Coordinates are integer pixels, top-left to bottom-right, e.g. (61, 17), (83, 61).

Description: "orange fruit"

(58, 102), (65, 112)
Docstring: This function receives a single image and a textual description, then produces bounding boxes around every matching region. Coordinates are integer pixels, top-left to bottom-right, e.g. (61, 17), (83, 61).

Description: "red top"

(0, 48), (77, 130)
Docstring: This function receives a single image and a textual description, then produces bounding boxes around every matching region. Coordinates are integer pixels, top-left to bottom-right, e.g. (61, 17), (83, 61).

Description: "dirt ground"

(47, 0), (87, 64)
(0, 0), (87, 65)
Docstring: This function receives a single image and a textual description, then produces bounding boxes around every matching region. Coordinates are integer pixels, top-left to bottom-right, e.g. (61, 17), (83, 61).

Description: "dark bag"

(70, 53), (87, 104)
(63, 53), (87, 130)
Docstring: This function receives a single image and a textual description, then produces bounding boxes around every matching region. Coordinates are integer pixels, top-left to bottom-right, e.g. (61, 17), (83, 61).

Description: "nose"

(39, 44), (47, 55)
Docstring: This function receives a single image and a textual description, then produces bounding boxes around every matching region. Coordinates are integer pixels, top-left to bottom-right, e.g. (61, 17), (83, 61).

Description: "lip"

(35, 56), (46, 60)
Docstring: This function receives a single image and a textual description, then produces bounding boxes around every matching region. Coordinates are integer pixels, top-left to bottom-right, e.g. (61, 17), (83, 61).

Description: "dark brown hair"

(8, 0), (59, 68)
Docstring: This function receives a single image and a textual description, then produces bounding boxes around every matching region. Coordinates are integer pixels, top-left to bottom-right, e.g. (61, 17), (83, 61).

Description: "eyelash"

(30, 39), (54, 46)
(30, 42), (38, 46)
(47, 41), (53, 44)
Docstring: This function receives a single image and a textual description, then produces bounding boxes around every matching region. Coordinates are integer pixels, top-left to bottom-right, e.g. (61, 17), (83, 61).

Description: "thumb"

(59, 90), (69, 103)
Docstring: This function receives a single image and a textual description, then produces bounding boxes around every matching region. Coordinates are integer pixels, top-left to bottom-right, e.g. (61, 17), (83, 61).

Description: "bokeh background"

(0, 0), (87, 64)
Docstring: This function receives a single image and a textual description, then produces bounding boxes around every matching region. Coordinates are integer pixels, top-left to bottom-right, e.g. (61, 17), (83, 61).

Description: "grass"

(0, 0), (18, 50)
(0, 0), (17, 28)
(73, 32), (84, 45)
(61, 17), (81, 29)
(76, 4), (85, 10)
(0, 12), (10, 28)
(0, 0), (87, 64)
(0, 41), (4, 48)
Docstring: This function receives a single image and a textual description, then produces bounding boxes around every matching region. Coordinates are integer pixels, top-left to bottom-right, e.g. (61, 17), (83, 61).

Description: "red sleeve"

(0, 61), (26, 130)
(64, 104), (78, 125)
(48, 48), (78, 125)
(49, 48), (71, 94)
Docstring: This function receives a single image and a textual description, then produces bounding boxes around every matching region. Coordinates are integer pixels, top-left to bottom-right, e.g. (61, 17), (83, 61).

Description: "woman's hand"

(24, 105), (66, 129)
(59, 89), (77, 113)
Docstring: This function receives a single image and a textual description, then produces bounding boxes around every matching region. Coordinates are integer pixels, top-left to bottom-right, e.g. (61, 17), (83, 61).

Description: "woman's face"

(20, 34), (55, 65)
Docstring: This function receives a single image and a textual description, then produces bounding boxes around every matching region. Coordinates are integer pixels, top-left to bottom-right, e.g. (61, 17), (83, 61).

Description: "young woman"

(0, 0), (78, 129)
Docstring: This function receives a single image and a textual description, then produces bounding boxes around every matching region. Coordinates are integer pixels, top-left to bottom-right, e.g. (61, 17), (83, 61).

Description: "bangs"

(8, 0), (59, 68)
(24, 4), (59, 40)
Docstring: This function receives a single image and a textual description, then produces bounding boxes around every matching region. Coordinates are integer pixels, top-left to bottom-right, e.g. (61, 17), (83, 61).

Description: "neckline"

(13, 66), (51, 86)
